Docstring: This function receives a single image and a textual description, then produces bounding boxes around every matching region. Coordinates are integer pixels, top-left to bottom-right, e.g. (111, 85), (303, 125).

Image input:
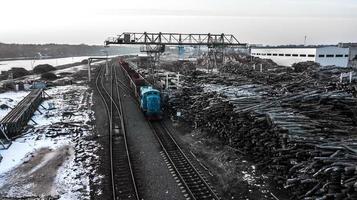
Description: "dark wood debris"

(167, 57), (357, 199)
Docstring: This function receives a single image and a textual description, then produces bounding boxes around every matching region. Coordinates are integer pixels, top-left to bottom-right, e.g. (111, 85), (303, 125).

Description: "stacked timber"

(159, 60), (196, 75)
(0, 89), (43, 138)
(168, 61), (357, 199)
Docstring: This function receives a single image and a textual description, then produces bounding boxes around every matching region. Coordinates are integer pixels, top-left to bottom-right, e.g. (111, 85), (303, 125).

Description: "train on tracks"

(119, 60), (162, 120)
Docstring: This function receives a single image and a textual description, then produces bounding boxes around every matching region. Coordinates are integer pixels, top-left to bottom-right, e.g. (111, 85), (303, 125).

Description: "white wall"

(315, 47), (349, 67)
(251, 48), (316, 66)
(251, 47), (350, 67)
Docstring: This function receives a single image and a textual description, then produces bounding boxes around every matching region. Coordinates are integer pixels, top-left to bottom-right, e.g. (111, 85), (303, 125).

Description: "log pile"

(159, 60), (196, 75)
(168, 60), (357, 199)
(220, 60), (357, 96)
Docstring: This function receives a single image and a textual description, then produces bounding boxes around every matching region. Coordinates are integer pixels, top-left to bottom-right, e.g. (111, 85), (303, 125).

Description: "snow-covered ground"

(0, 134), (67, 175)
(55, 60), (106, 75)
(55, 64), (88, 75)
(0, 84), (100, 199)
(0, 56), (89, 72)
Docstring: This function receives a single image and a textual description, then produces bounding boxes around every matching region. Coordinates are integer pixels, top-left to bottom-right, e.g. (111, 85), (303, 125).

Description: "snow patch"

(0, 135), (68, 175)
(203, 83), (258, 98)
(0, 84), (100, 199)
(0, 56), (89, 72)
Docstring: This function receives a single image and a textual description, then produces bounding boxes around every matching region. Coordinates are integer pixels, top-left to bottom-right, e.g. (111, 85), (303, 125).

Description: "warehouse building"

(251, 46), (351, 67)
(339, 43), (357, 65)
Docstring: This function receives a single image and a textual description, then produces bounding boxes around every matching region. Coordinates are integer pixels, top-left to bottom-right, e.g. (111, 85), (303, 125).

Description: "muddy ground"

(0, 146), (72, 198)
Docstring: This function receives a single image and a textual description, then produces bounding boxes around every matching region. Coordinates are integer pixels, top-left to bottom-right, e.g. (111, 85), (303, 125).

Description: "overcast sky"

(1, 0), (356, 45)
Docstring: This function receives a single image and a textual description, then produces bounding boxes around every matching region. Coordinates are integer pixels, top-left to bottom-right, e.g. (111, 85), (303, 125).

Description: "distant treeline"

(0, 43), (139, 59)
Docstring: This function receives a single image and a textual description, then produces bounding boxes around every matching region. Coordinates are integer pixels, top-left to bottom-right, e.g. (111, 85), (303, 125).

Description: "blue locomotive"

(120, 60), (162, 120)
(140, 86), (162, 120)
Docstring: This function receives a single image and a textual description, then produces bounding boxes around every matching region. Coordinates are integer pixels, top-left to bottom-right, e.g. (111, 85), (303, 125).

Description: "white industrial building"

(251, 46), (350, 67)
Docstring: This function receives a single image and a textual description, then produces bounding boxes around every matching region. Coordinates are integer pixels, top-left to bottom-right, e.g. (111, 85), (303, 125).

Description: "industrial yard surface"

(1, 1), (357, 200)
(0, 49), (357, 200)
(0, 83), (100, 199)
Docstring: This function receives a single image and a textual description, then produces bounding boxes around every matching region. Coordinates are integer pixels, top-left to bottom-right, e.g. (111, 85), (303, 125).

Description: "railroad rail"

(150, 122), (220, 200)
(95, 63), (139, 200)
(116, 59), (220, 199)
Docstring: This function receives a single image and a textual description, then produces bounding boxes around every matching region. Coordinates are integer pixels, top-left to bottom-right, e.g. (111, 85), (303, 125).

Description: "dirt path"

(0, 146), (73, 198)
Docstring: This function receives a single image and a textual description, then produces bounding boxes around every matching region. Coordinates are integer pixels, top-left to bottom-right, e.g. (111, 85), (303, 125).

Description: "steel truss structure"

(105, 32), (246, 72)
(105, 32), (243, 47)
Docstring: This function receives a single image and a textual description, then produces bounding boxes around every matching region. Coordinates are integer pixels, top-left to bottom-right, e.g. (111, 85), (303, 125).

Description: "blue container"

(32, 81), (47, 89)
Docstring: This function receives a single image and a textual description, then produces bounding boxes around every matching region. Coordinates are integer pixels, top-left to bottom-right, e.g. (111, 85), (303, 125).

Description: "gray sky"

(1, 0), (356, 45)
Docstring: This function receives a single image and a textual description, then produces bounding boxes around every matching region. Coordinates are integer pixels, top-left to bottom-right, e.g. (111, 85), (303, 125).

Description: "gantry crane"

(105, 32), (246, 72)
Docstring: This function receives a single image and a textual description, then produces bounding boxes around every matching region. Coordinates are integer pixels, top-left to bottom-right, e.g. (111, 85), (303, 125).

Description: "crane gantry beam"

(105, 32), (246, 47)
(104, 32), (246, 73)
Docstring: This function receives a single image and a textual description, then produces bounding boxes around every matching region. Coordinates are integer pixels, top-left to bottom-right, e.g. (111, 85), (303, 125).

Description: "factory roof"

(250, 45), (342, 49)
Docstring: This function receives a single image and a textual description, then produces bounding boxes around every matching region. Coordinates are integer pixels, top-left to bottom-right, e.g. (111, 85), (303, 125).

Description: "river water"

(0, 56), (90, 72)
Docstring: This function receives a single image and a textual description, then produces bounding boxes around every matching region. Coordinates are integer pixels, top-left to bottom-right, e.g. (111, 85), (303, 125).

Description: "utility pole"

(88, 59), (91, 82)
(101, 49), (109, 77)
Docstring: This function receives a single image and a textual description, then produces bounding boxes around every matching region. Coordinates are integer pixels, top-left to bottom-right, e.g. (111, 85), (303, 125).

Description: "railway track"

(116, 60), (220, 200)
(150, 122), (220, 200)
(95, 64), (139, 200)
